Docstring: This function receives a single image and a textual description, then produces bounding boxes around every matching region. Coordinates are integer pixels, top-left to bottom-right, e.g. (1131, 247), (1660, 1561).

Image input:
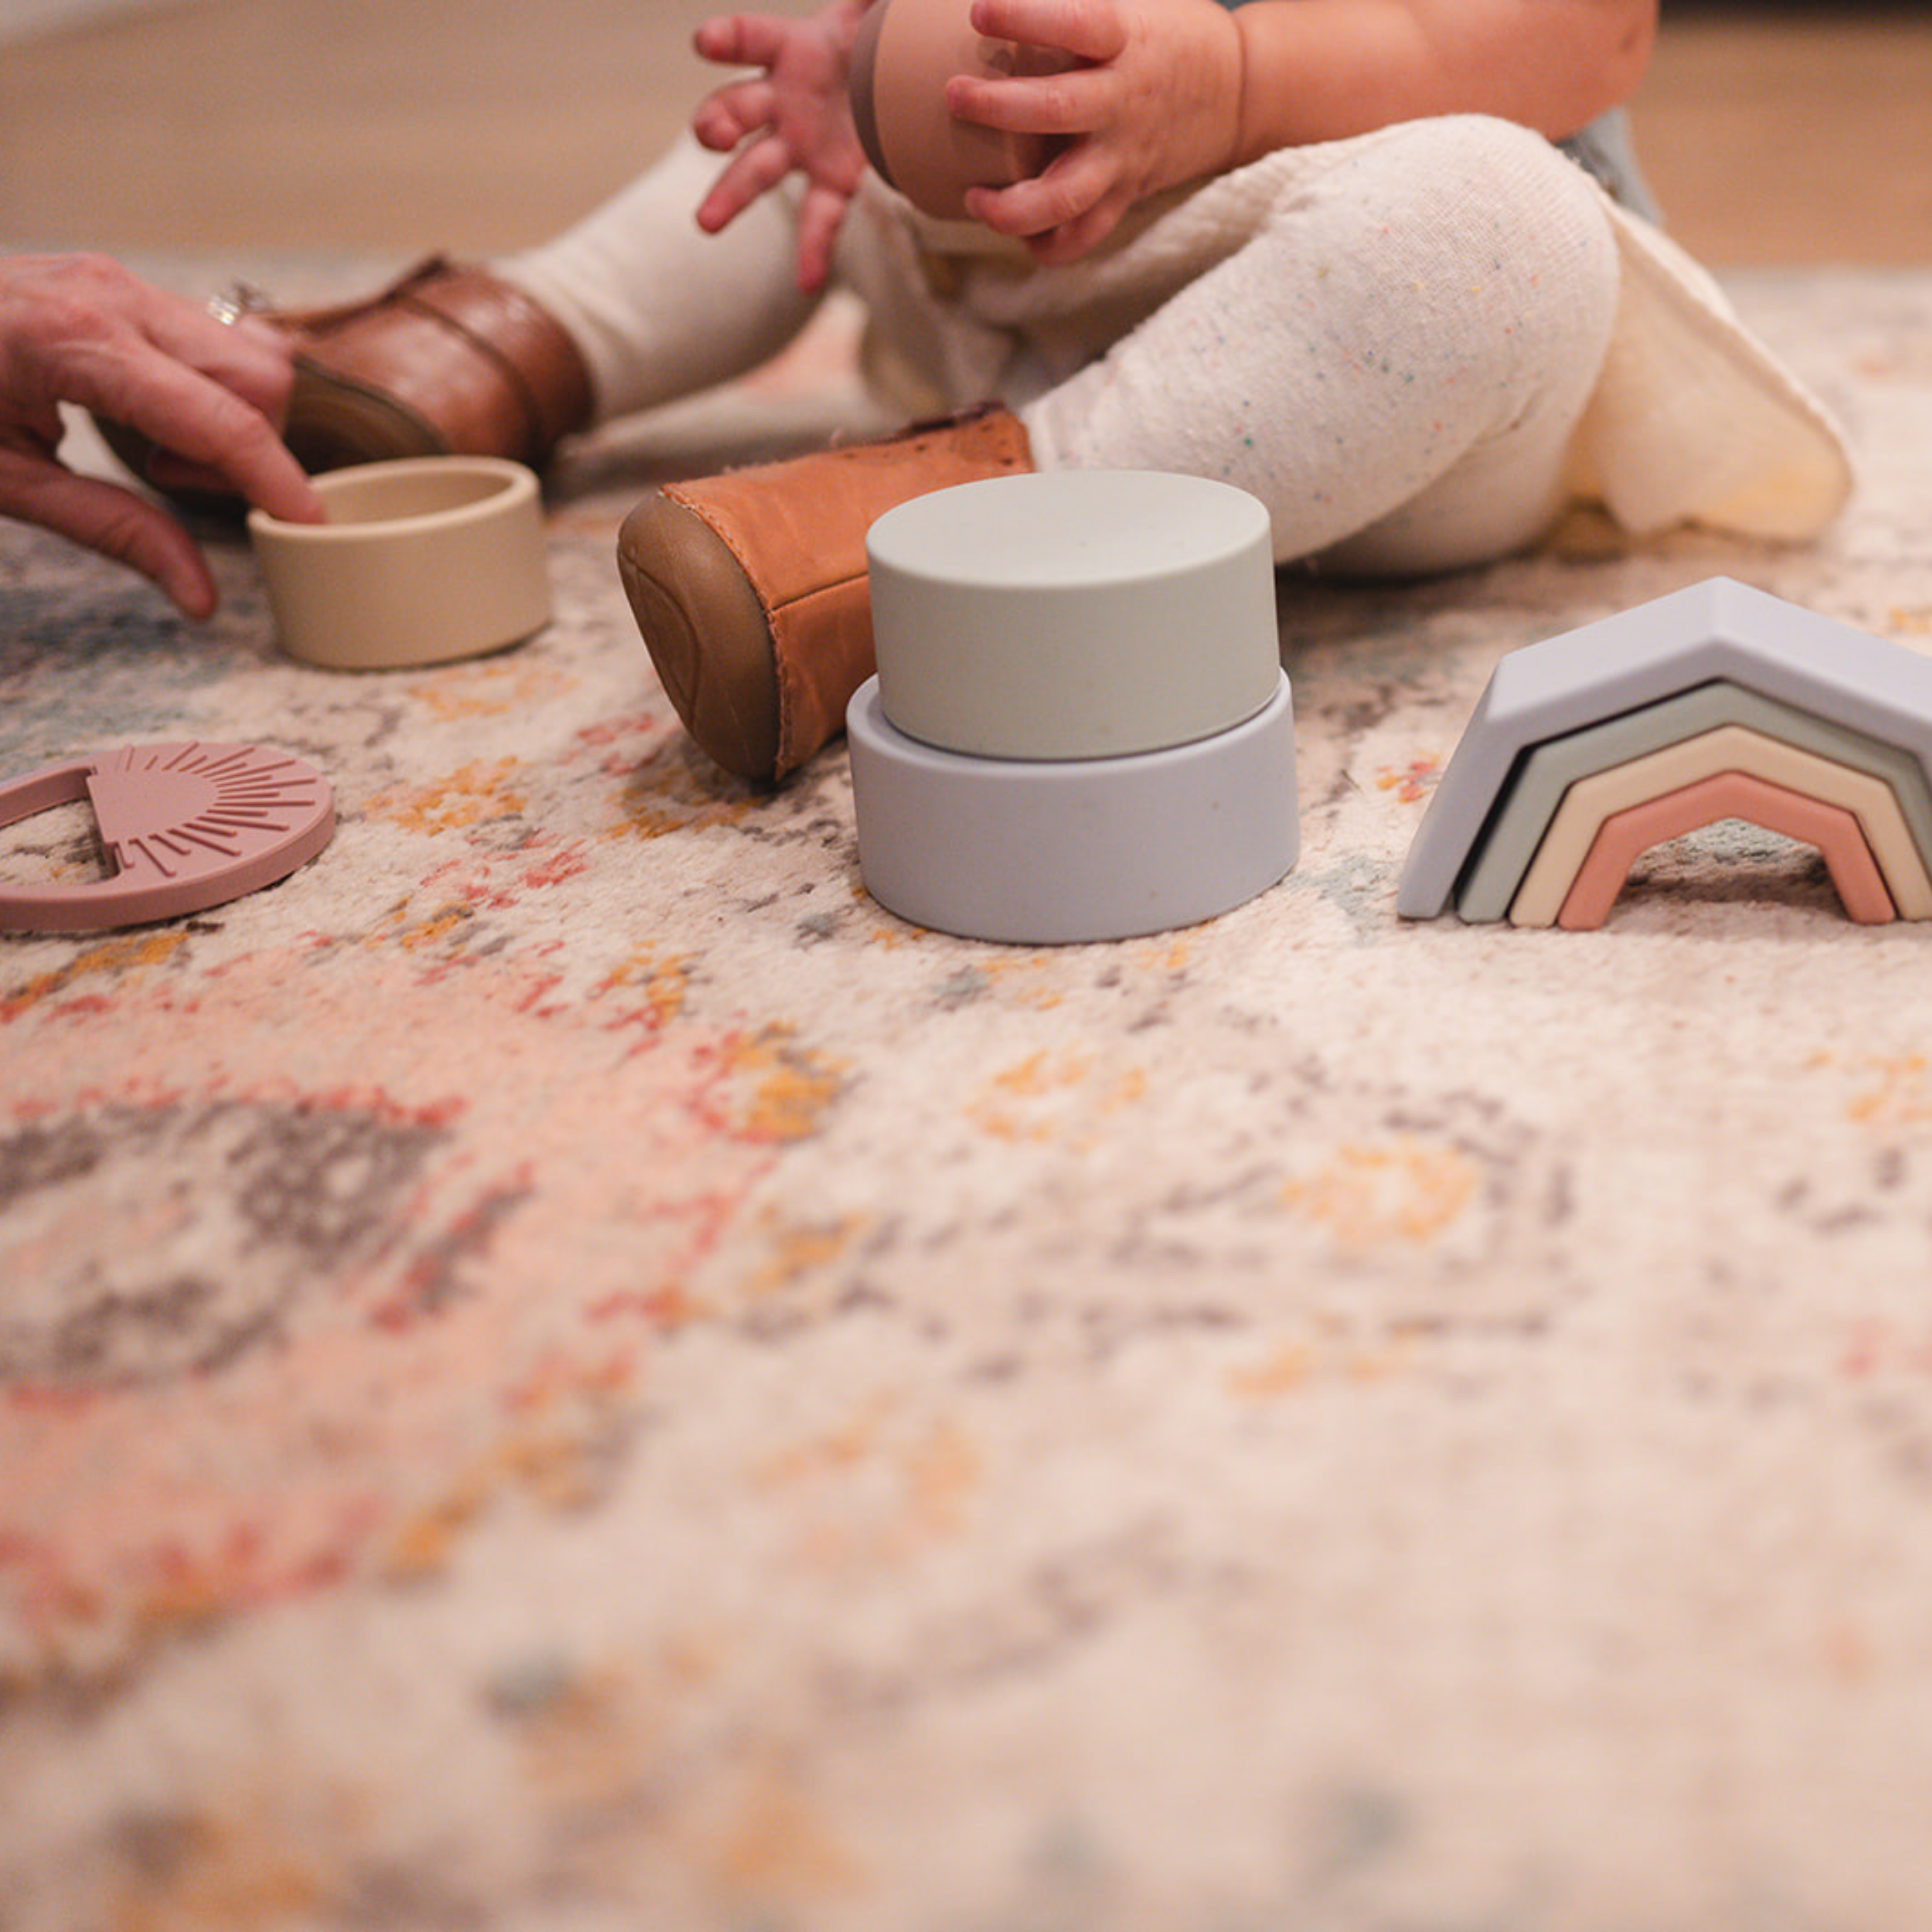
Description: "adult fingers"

(141, 302), (300, 425)
(0, 444), (216, 617)
(77, 341), (321, 526)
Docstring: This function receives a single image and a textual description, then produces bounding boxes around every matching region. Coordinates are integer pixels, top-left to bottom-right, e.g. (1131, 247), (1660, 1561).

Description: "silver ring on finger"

(205, 282), (270, 326)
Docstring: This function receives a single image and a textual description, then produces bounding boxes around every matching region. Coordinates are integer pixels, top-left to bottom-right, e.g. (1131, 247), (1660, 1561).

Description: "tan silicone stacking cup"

(249, 456), (550, 670)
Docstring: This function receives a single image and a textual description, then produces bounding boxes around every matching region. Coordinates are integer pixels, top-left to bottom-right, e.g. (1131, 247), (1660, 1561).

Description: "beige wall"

(2, 0), (1927, 264)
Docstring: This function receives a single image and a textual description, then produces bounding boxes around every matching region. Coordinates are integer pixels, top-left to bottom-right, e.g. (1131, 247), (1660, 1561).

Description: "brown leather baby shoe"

(616, 406), (1033, 781)
(99, 257), (594, 488)
(273, 257), (594, 473)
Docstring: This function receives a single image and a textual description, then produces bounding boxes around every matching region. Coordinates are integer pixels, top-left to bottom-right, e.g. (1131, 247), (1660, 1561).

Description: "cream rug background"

(2, 260), (1932, 1930)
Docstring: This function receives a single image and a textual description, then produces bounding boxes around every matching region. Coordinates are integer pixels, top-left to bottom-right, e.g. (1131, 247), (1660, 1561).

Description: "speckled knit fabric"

(2, 260), (1931, 1932)
(1015, 116), (1622, 572)
(513, 116), (1848, 583)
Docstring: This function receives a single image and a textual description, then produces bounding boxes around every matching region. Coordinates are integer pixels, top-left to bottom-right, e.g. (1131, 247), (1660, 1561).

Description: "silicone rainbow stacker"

(1397, 578), (1932, 930)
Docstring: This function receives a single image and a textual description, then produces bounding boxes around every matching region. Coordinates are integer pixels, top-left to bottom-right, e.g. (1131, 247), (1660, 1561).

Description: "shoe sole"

(617, 493), (784, 782)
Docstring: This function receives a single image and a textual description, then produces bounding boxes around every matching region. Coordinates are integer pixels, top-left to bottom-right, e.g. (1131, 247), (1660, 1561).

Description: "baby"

(56, 0), (1853, 780)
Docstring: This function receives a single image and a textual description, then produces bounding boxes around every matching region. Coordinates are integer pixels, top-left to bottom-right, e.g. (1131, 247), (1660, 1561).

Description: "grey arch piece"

(1396, 578), (1932, 920)
(1455, 679), (1932, 922)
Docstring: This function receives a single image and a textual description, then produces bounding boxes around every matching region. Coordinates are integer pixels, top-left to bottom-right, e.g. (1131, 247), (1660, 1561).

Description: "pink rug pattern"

(4, 267), (1932, 1931)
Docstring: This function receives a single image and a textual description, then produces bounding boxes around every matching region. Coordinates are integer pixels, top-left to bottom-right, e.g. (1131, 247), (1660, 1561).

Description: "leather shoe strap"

(286, 258), (594, 466)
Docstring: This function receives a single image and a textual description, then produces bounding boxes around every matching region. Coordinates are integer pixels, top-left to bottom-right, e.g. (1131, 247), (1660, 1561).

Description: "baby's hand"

(691, 0), (874, 291)
(948, 0), (1243, 262)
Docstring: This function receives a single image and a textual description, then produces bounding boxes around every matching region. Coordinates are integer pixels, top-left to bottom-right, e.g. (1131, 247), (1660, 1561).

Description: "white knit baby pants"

(508, 115), (1622, 577)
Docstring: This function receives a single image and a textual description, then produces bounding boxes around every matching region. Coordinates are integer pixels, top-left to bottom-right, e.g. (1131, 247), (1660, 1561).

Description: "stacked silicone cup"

(847, 469), (1299, 943)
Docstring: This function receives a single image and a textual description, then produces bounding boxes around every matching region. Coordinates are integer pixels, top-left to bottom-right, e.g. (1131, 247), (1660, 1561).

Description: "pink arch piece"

(1557, 770), (1896, 930)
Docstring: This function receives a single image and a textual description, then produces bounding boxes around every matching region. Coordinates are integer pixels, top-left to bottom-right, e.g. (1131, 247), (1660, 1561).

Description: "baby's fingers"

(692, 77), (777, 153)
(794, 182), (851, 294)
(1021, 192), (1133, 264)
(694, 133), (794, 233)
(969, 0), (1126, 63)
(964, 142), (1111, 240)
(692, 12), (794, 70)
(946, 61), (1106, 139)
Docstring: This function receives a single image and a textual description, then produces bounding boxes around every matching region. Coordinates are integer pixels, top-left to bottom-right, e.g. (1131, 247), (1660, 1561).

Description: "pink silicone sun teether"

(0, 742), (335, 934)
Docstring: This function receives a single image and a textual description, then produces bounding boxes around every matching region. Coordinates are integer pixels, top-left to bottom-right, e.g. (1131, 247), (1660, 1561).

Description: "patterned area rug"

(5, 264), (1932, 1932)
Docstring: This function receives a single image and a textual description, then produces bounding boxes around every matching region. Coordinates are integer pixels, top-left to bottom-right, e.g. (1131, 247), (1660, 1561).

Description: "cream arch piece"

(1509, 723), (1932, 927)
(1556, 771), (1894, 929)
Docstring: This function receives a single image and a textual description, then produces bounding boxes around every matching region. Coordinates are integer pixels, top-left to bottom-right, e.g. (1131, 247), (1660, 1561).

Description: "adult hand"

(0, 253), (323, 618)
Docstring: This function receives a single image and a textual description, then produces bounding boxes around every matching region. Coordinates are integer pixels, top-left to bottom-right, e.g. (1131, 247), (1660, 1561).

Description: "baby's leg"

(610, 117), (1621, 783)
(499, 134), (825, 423)
(1019, 117), (1622, 575)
